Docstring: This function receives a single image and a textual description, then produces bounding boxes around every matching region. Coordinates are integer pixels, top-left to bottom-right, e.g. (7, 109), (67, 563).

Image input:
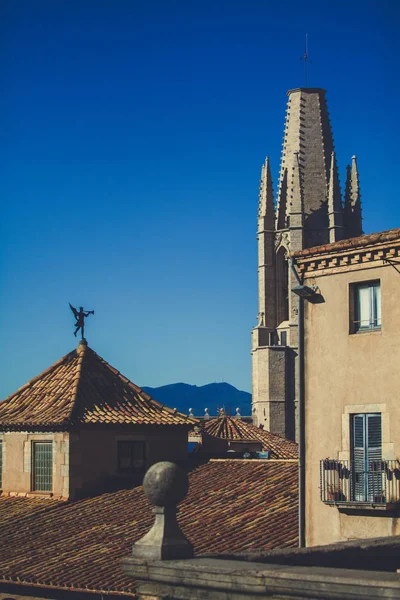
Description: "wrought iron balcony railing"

(320, 459), (400, 506)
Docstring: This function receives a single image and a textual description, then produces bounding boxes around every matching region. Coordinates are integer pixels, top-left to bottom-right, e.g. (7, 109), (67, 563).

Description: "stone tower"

(251, 88), (362, 439)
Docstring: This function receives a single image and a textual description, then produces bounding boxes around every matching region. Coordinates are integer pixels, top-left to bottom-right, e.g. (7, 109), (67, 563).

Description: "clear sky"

(1, 0), (399, 398)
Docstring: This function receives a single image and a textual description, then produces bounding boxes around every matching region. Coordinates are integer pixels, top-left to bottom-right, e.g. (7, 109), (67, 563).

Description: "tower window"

(350, 281), (381, 333)
(117, 441), (146, 472)
(32, 442), (53, 492)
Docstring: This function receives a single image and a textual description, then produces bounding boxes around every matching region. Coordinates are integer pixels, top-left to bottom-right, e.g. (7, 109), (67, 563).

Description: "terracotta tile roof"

(292, 228), (400, 259)
(0, 460), (298, 596)
(203, 416), (298, 459)
(0, 343), (197, 429)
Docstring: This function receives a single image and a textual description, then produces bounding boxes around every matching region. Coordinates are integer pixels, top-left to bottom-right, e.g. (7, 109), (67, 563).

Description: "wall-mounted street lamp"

(292, 284), (322, 302)
(292, 284), (317, 299)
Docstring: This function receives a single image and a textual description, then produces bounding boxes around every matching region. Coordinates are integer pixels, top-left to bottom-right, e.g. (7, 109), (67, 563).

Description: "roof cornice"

(294, 233), (400, 277)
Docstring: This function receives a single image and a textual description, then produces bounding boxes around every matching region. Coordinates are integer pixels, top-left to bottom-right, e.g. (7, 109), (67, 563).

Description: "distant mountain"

(142, 382), (252, 418)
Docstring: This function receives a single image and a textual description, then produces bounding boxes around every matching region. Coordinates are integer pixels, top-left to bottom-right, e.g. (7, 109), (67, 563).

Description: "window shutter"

(353, 415), (365, 501)
(366, 414), (382, 501)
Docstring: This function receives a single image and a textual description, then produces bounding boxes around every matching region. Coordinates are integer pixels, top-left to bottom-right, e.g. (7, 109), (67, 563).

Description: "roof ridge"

(66, 343), (88, 423)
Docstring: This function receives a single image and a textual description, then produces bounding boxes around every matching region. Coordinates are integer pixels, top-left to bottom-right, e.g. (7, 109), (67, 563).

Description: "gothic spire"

(350, 155), (362, 236)
(327, 151), (344, 242)
(344, 155), (363, 238)
(258, 157), (275, 230)
(344, 163), (352, 233)
(276, 88), (335, 247)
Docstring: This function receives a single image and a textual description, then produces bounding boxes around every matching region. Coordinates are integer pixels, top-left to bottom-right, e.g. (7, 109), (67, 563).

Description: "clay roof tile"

(0, 344), (197, 429)
(0, 460), (298, 596)
(202, 416), (298, 459)
(292, 227), (400, 259)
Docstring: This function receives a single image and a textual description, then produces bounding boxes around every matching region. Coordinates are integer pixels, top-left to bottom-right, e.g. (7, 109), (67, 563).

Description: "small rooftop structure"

(0, 341), (197, 499)
(201, 415), (298, 459)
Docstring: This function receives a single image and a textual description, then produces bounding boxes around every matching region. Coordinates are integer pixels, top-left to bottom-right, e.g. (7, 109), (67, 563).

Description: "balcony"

(320, 459), (400, 509)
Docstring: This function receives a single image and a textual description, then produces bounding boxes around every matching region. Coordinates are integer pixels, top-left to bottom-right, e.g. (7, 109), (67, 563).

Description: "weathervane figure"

(69, 304), (95, 340)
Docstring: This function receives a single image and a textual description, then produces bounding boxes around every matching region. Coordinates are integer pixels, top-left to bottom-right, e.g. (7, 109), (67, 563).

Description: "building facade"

(251, 88), (362, 439)
(293, 228), (400, 545)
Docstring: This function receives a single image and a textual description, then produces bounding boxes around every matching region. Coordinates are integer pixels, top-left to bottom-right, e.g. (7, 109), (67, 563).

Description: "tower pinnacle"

(328, 151), (345, 242)
(258, 157), (275, 230)
(344, 155), (363, 238)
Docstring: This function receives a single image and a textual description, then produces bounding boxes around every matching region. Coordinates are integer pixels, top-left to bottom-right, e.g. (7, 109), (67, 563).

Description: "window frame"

(117, 440), (146, 473)
(350, 413), (382, 502)
(350, 280), (381, 333)
(31, 441), (53, 492)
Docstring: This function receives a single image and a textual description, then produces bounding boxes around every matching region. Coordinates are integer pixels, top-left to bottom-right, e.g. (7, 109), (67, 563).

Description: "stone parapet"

(121, 555), (400, 599)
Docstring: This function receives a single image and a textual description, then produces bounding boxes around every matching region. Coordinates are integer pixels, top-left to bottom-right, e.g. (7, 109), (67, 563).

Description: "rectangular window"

(352, 281), (381, 332)
(32, 442), (53, 492)
(0, 441), (2, 489)
(117, 441), (146, 472)
(351, 414), (382, 502)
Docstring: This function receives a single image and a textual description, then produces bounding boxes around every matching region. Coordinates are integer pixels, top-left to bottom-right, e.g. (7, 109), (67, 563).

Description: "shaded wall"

(0, 427), (188, 499)
(69, 426), (188, 498)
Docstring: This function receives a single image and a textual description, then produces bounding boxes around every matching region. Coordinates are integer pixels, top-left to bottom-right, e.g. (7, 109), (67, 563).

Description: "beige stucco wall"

(0, 427), (188, 499)
(0, 431), (69, 497)
(303, 262), (400, 546)
(69, 427), (188, 498)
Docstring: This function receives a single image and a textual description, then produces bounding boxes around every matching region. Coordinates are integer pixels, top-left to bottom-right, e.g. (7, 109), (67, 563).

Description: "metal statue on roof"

(69, 303), (94, 339)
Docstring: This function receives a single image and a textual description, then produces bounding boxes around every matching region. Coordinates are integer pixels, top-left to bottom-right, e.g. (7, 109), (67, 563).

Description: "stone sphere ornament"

(143, 461), (189, 508)
(125, 461), (194, 560)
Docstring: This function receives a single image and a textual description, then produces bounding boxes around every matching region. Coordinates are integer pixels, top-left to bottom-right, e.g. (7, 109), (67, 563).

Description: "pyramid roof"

(203, 415), (298, 459)
(0, 342), (197, 430)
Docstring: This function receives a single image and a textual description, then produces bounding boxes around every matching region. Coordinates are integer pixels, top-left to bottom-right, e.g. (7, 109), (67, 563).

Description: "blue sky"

(1, 0), (399, 398)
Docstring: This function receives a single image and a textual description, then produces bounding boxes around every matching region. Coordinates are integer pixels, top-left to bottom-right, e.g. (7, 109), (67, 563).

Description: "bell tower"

(251, 88), (362, 440)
